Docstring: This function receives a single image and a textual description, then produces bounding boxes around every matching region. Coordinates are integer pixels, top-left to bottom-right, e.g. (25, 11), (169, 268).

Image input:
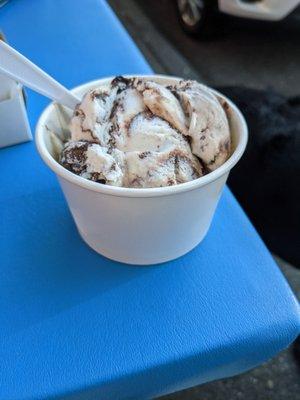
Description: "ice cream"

(60, 76), (231, 188)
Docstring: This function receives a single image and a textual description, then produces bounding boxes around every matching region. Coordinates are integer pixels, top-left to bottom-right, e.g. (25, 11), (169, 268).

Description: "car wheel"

(176, 0), (218, 37)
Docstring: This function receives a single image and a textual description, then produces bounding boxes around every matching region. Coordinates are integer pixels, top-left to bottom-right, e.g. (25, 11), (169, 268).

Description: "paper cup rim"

(36, 75), (248, 198)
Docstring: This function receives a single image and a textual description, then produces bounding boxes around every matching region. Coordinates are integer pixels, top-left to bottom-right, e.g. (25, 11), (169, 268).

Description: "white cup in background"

(36, 75), (248, 265)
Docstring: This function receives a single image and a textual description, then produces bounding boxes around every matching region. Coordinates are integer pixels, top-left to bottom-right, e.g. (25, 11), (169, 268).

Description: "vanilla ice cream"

(60, 76), (231, 188)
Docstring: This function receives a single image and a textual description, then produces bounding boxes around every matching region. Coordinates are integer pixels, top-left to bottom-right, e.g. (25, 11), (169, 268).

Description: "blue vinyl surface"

(0, 1), (299, 399)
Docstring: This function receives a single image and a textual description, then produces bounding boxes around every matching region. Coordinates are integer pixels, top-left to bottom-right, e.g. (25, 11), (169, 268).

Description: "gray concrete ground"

(111, 0), (300, 97)
(108, 1), (300, 399)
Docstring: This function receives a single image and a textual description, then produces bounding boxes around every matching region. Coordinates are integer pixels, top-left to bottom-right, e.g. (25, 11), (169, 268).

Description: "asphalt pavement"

(115, 0), (300, 97)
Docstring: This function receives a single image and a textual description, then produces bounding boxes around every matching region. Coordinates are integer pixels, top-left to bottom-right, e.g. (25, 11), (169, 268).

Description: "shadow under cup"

(36, 75), (248, 265)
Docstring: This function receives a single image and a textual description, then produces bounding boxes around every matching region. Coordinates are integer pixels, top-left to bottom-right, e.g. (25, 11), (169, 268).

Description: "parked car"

(177, 0), (300, 36)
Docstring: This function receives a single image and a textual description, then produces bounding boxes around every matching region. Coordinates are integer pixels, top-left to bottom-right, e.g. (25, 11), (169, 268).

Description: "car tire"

(176, 0), (218, 38)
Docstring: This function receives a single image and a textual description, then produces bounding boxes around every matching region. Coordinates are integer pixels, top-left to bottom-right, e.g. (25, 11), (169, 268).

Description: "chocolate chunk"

(221, 100), (230, 112)
(139, 151), (151, 159)
(90, 173), (106, 184)
(61, 141), (90, 174)
(111, 76), (133, 93)
(109, 101), (119, 119)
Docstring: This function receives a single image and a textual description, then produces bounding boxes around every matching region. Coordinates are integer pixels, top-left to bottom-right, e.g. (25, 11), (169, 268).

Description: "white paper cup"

(36, 75), (248, 265)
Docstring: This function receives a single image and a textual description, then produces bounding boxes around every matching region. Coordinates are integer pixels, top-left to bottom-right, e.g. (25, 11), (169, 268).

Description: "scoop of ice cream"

(70, 86), (118, 145)
(174, 80), (230, 171)
(135, 80), (187, 134)
(61, 76), (230, 188)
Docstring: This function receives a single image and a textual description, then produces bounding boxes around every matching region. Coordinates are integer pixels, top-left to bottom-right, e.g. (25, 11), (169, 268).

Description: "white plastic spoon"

(0, 40), (80, 109)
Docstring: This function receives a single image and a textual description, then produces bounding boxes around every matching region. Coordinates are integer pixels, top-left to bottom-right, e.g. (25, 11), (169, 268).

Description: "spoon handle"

(0, 40), (80, 109)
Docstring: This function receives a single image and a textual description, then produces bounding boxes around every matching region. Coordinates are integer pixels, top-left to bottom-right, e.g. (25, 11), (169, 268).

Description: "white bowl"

(36, 75), (248, 265)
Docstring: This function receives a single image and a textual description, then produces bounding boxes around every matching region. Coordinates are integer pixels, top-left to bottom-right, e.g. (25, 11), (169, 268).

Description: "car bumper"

(219, 0), (300, 21)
